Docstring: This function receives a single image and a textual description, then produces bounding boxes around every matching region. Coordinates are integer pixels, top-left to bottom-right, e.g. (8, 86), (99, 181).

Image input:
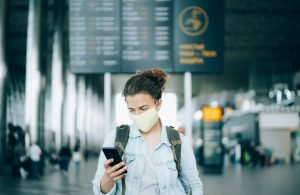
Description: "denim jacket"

(92, 124), (203, 195)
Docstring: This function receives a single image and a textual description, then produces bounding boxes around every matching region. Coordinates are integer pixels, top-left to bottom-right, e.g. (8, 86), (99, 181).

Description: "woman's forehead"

(125, 93), (155, 106)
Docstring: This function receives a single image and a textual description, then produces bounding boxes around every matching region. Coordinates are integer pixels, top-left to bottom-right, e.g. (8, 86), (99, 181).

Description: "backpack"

(114, 124), (192, 195)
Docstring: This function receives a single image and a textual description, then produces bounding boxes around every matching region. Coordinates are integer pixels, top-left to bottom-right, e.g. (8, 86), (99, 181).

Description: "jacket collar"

(160, 125), (172, 146)
(129, 125), (142, 137)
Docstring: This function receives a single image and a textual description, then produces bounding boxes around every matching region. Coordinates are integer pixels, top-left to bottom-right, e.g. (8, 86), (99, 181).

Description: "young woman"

(92, 68), (203, 195)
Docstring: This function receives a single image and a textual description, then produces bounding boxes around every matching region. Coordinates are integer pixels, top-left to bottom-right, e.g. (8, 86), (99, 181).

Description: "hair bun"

(141, 68), (168, 91)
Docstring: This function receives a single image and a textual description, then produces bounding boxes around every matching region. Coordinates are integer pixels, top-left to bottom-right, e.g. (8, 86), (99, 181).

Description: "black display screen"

(69, 0), (224, 73)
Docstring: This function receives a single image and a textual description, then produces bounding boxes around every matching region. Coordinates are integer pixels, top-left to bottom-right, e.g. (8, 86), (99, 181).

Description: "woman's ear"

(156, 99), (162, 111)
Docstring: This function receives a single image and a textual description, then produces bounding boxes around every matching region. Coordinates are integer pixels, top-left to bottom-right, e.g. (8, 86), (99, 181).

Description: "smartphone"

(102, 147), (127, 173)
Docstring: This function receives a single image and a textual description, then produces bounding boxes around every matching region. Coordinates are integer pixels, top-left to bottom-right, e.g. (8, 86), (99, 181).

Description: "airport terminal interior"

(0, 0), (300, 194)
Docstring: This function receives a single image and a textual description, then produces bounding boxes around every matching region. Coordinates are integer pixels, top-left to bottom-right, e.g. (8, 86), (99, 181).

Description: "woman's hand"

(100, 159), (127, 193)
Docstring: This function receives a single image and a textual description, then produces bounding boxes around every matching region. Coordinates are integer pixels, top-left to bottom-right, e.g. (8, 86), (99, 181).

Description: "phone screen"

(102, 147), (127, 173)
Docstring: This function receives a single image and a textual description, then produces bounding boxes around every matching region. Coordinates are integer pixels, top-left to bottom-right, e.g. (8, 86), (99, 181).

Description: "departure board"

(69, 0), (121, 73)
(121, 0), (173, 72)
(69, 0), (224, 73)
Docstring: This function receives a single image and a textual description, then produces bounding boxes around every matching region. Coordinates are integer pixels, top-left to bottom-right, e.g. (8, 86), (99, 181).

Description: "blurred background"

(0, 0), (300, 194)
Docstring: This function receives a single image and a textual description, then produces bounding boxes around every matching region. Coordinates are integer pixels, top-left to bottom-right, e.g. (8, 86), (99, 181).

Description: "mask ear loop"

(156, 98), (162, 106)
(155, 99), (163, 126)
(154, 98), (162, 112)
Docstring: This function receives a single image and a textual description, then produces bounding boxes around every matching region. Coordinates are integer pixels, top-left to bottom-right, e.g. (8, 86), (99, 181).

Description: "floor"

(202, 164), (300, 195)
(0, 159), (299, 195)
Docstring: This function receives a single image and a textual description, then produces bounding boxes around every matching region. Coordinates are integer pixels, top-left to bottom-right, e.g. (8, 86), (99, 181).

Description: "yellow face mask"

(129, 105), (159, 132)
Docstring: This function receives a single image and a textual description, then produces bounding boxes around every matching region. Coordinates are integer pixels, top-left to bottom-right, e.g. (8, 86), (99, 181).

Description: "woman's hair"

(122, 68), (168, 100)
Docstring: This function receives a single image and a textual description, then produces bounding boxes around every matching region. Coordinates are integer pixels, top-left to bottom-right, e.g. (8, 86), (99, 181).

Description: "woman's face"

(125, 93), (161, 115)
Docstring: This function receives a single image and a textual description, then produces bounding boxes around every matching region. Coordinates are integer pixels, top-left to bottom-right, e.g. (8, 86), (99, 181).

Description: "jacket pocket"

(124, 154), (136, 173)
(166, 160), (177, 171)
(166, 160), (179, 185)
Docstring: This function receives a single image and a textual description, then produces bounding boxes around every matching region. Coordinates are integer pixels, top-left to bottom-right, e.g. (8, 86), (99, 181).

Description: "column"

(184, 72), (192, 144)
(51, 0), (64, 148)
(104, 73), (111, 135)
(25, 0), (42, 143)
(0, 0), (8, 165)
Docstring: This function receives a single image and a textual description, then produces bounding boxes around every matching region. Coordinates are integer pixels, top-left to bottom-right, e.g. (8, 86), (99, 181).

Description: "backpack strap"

(115, 125), (130, 195)
(166, 126), (182, 172)
(115, 124), (130, 158)
(166, 126), (192, 195)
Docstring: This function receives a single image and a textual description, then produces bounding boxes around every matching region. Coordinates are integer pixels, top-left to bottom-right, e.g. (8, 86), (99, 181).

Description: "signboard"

(202, 106), (223, 122)
(201, 106), (224, 174)
(69, 0), (224, 73)
(174, 0), (224, 72)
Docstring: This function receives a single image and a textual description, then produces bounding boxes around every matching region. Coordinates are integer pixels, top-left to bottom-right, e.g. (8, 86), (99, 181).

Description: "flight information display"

(121, 0), (173, 72)
(69, 0), (121, 73)
(69, 0), (224, 73)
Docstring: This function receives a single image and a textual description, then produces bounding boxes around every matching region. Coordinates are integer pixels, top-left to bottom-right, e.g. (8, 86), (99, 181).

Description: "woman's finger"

(103, 158), (114, 169)
(109, 161), (125, 173)
(112, 173), (126, 181)
(110, 165), (127, 178)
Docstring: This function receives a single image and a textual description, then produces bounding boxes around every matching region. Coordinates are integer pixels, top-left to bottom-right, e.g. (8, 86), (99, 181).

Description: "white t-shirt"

(73, 151), (81, 162)
(28, 144), (41, 161)
(139, 153), (160, 194)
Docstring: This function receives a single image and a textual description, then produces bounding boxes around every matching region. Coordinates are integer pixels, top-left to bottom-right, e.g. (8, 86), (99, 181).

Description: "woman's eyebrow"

(139, 105), (148, 109)
(127, 104), (148, 109)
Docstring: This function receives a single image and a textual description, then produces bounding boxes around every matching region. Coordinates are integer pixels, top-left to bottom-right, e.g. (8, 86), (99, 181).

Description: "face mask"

(129, 105), (159, 133)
